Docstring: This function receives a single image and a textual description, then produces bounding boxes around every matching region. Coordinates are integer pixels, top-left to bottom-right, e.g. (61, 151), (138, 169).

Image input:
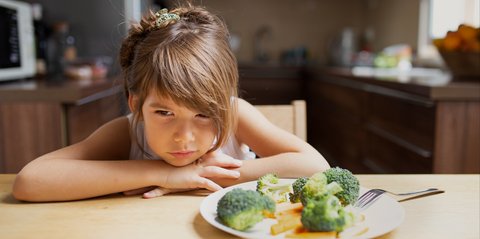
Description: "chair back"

(254, 100), (306, 141)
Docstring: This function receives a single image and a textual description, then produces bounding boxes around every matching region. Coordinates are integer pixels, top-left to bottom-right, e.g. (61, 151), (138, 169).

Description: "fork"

(354, 188), (443, 210)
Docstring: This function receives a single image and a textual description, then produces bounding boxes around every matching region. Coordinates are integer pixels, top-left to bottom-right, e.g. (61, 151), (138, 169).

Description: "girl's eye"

(156, 110), (173, 116)
(196, 114), (210, 119)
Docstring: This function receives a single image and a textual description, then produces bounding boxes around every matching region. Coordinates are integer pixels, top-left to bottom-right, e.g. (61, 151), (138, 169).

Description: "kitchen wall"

(189, 0), (421, 64)
(19, 0), (422, 67)
(22, 0), (126, 73)
(203, 0), (366, 62)
(365, 0), (420, 52)
(200, 0), (367, 64)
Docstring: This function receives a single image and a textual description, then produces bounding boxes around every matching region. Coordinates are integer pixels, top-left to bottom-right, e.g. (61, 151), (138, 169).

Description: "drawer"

(309, 80), (366, 117)
(308, 100), (367, 173)
(364, 132), (433, 173)
(240, 77), (304, 104)
(367, 93), (435, 152)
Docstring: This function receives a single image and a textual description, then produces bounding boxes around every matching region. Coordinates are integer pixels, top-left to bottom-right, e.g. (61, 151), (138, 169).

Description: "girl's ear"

(128, 94), (139, 113)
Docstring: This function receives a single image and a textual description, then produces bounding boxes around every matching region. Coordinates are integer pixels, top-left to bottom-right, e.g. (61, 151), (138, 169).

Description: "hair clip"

(155, 8), (180, 27)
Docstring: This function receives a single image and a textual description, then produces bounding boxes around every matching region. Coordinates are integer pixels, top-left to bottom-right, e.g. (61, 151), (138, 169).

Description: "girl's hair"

(119, 4), (238, 153)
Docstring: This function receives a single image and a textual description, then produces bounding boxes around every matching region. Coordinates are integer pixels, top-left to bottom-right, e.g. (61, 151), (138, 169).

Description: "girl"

(12, 5), (329, 202)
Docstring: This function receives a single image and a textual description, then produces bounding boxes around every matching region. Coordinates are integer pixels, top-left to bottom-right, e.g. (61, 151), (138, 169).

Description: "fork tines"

(354, 189), (386, 209)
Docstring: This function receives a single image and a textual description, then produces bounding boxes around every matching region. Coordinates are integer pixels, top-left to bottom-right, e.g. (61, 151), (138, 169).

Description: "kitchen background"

(1, 0), (479, 174)
(19, 0), (422, 68)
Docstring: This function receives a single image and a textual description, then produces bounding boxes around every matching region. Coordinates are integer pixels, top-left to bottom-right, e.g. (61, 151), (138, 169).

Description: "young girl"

(12, 5), (329, 202)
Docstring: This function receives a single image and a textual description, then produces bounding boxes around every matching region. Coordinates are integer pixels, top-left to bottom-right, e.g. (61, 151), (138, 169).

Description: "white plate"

(200, 179), (405, 239)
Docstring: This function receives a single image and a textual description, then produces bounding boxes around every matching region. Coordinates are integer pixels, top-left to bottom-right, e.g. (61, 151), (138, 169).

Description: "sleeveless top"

(127, 114), (255, 160)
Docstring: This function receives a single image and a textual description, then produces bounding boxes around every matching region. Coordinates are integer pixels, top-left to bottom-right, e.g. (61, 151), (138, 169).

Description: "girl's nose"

(173, 123), (195, 143)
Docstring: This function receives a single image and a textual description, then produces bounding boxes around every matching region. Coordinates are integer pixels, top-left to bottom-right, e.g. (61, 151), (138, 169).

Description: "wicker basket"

(439, 51), (480, 79)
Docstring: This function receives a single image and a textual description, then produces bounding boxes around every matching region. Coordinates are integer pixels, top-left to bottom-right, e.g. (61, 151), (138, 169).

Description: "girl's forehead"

(145, 91), (175, 106)
(144, 90), (191, 109)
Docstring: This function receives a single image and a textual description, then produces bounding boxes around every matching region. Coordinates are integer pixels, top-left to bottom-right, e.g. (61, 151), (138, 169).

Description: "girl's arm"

(12, 117), (239, 202)
(216, 98), (330, 186)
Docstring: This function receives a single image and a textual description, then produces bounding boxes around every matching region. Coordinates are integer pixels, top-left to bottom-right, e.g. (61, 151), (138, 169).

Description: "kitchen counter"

(0, 77), (122, 104)
(317, 67), (480, 100)
(0, 77), (125, 173)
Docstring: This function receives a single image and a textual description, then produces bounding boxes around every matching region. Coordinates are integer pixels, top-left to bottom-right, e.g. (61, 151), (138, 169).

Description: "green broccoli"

(289, 177), (308, 203)
(300, 172), (343, 205)
(324, 167), (360, 206)
(301, 193), (356, 232)
(256, 173), (292, 203)
(217, 188), (275, 231)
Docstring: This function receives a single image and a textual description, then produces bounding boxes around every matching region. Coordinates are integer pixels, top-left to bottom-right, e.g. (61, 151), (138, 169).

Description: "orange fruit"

(458, 24), (478, 41)
(464, 40), (480, 52)
(432, 38), (444, 49)
(443, 31), (462, 51)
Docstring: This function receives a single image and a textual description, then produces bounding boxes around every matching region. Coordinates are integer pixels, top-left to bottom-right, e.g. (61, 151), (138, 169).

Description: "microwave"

(0, 0), (35, 82)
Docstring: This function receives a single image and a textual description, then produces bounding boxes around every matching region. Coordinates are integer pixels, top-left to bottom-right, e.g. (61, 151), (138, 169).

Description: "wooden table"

(0, 174), (478, 239)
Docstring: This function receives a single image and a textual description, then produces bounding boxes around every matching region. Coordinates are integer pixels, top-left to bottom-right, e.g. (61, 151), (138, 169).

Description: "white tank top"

(127, 114), (255, 161)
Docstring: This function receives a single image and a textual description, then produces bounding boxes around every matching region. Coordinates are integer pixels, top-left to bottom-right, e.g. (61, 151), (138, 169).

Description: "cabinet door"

(239, 67), (306, 105)
(307, 80), (370, 173)
(66, 93), (124, 144)
(0, 102), (63, 173)
(364, 130), (433, 173)
(367, 93), (435, 152)
(434, 101), (480, 173)
(364, 93), (435, 173)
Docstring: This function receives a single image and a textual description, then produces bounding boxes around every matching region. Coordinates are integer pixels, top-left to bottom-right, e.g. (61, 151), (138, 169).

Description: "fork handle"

(395, 188), (441, 196)
(396, 188), (445, 202)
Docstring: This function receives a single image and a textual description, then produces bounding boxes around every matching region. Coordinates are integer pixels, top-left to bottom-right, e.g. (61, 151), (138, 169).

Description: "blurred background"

(0, 0), (479, 174)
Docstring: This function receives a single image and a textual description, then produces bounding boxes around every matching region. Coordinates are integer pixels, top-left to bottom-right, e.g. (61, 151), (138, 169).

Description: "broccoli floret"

(300, 172), (343, 205)
(256, 173), (292, 203)
(324, 167), (360, 206)
(301, 193), (356, 232)
(217, 188), (276, 231)
(289, 177), (308, 203)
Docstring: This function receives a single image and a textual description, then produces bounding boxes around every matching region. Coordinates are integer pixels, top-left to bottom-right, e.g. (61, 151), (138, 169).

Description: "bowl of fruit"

(433, 24), (480, 79)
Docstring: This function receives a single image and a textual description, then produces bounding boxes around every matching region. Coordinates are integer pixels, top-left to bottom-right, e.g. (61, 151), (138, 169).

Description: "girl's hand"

(162, 151), (242, 192)
(199, 150), (243, 168)
(143, 187), (192, 198)
(123, 152), (242, 199)
(122, 186), (158, 196)
(123, 186), (192, 198)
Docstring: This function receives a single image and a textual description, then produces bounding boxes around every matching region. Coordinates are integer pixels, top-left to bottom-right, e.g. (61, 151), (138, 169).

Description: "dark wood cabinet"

(307, 68), (480, 174)
(238, 65), (306, 105)
(0, 78), (125, 173)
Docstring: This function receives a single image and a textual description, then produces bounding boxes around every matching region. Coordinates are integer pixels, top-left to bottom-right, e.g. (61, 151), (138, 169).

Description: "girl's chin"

(163, 158), (197, 167)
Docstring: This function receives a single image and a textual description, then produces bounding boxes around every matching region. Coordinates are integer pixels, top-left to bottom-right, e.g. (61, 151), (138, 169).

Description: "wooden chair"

(254, 100), (307, 141)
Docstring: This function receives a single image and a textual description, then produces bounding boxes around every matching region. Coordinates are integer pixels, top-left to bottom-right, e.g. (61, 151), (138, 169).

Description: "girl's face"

(141, 91), (217, 166)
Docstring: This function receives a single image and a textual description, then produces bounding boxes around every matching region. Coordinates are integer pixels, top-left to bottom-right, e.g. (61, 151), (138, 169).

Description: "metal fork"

(354, 189), (386, 210)
(354, 188), (443, 210)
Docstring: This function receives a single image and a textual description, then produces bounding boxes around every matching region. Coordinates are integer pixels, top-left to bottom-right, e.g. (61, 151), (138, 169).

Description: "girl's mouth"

(169, 150), (196, 159)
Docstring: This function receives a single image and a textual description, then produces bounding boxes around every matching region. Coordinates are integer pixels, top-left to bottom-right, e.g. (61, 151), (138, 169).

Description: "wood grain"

(0, 174), (478, 239)
(0, 79), (125, 173)
(0, 102), (63, 173)
(434, 101), (480, 173)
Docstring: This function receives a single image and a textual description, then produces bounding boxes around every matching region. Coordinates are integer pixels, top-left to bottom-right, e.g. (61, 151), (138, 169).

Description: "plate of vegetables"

(200, 167), (405, 239)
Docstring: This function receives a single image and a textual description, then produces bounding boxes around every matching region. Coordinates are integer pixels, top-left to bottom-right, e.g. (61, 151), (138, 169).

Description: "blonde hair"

(119, 5), (238, 153)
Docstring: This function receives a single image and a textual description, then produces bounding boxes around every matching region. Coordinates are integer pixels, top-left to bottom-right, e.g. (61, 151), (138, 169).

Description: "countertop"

(313, 67), (480, 100)
(0, 174), (478, 239)
(0, 77), (122, 104)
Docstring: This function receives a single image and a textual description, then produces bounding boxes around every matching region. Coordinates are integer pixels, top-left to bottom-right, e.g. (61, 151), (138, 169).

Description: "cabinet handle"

(363, 158), (391, 174)
(366, 123), (432, 158)
(364, 85), (434, 107)
(322, 76), (434, 107)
